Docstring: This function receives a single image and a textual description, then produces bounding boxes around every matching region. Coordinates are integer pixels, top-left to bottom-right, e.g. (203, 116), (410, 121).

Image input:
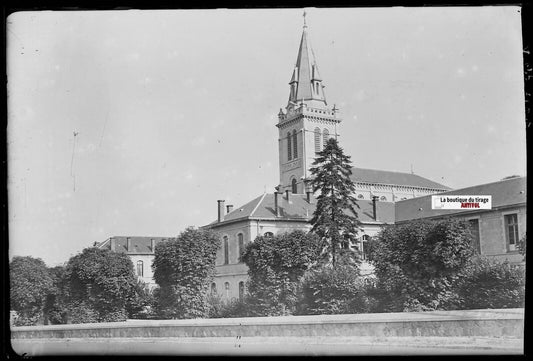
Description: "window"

(292, 130), (298, 158)
(211, 282), (217, 295)
(323, 129), (329, 148)
(239, 281), (245, 301)
(224, 282), (230, 298)
(238, 233), (244, 262)
(468, 219), (481, 254)
(359, 235), (371, 260)
(223, 236), (229, 264)
(264, 232), (274, 237)
(136, 260), (144, 277)
(504, 214), (519, 251)
(287, 132), (292, 161)
(314, 128), (321, 153)
(291, 178), (297, 194)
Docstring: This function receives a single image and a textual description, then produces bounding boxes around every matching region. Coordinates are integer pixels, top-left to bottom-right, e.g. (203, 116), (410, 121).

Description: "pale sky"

(7, 7), (526, 267)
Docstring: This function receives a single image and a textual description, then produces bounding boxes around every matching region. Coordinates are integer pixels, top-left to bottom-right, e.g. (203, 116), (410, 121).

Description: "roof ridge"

(440, 175), (526, 193)
(250, 193), (268, 218)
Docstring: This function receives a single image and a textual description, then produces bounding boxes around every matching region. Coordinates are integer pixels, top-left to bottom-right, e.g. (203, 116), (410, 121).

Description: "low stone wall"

(11, 308), (524, 339)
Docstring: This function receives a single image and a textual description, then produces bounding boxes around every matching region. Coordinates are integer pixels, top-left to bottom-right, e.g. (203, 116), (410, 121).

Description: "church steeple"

(277, 11), (341, 195)
(287, 13), (327, 110)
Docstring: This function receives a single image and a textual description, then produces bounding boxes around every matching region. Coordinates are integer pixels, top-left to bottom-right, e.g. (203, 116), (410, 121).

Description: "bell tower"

(277, 13), (341, 194)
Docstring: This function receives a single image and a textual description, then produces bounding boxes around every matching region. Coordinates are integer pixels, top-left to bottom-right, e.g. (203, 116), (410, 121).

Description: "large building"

(97, 17), (523, 299)
(200, 19), (449, 300)
(395, 176), (526, 264)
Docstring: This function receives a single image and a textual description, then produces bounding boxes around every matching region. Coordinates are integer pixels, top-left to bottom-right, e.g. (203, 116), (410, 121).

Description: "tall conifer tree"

(309, 137), (360, 268)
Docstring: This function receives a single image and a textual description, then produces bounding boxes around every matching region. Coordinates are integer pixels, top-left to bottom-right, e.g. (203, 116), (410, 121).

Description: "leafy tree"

(367, 218), (475, 311)
(241, 230), (322, 316)
(10, 256), (54, 326)
(152, 227), (220, 319)
(456, 257), (525, 309)
(309, 137), (361, 268)
(298, 265), (370, 315)
(43, 265), (69, 324)
(64, 247), (138, 323)
(126, 280), (156, 319)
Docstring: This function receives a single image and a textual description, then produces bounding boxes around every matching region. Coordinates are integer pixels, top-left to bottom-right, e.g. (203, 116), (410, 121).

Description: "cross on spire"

(303, 10), (307, 28)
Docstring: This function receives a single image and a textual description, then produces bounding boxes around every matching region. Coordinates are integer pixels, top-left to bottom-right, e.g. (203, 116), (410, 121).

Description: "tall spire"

(287, 12), (327, 109)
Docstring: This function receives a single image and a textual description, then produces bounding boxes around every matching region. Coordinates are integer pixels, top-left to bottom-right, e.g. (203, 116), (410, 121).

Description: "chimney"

(285, 190), (291, 203)
(217, 200), (225, 223)
(126, 237), (132, 252)
(110, 238), (116, 252)
(274, 192), (281, 217)
(372, 196), (379, 221)
(151, 238), (156, 252)
(226, 204), (234, 214)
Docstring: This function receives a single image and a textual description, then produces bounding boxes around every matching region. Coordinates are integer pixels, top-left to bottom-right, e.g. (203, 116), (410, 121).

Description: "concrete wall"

(11, 308), (524, 339)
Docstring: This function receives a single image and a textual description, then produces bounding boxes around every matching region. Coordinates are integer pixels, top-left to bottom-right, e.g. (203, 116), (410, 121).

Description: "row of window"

(286, 128), (331, 162)
(211, 281), (246, 301)
(222, 233), (245, 265)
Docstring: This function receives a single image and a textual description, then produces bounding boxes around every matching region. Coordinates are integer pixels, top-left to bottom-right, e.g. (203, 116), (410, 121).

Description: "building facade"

(394, 176), (526, 264)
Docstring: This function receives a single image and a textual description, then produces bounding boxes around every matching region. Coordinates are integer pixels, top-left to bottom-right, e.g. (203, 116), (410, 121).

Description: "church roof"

(206, 193), (395, 227)
(395, 176), (526, 222)
(351, 167), (450, 190)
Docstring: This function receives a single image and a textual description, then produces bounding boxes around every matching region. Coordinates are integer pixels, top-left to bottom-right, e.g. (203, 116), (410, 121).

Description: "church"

(97, 16), (452, 295)
(200, 18), (450, 300)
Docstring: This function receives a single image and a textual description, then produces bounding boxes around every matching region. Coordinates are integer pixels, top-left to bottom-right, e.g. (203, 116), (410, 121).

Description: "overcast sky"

(7, 7), (526, 266)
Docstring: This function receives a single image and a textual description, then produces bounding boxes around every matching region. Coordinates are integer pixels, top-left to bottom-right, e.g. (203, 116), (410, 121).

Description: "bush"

(153, 228), (220, 319)
(64, 247), (138, 323)
(10, 256), (54, 326)
(298, 265), (370, 315)
(207, 294), (250, 318)
(457, 257), (525, 309)
(367, 218), (475, 311)
(67, 301), (99, 324)
(242, 230), (322, 316)
(126, 281), (156, 319)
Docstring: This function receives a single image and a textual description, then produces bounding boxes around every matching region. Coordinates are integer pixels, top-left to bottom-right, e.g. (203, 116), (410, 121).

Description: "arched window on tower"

(287, 132), (292, 161)
(223, 236), (229, 265)
(314, 127), (321, 153)
(291, 178), (298, 194)
(323, 128), (329, 148)
(292, 130), (298, 159)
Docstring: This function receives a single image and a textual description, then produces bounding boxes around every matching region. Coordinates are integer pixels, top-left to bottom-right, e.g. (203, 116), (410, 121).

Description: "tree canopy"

(10, 256), (54, 325)
(367, 218), (475, 311)
(152, 227), (220, 319)
(64, 247), (138, 323)
(309, 137), (360, 268)
(242, 230), (322, 316)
